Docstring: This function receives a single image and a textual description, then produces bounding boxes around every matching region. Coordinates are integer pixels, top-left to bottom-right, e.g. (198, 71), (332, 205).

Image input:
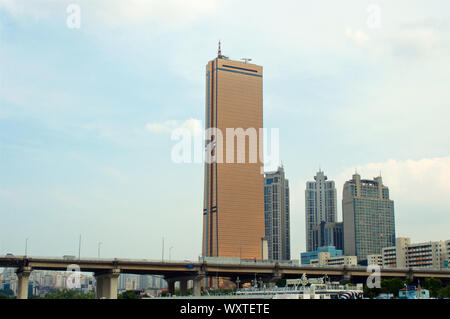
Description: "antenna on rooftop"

(217, 41), (229, 59)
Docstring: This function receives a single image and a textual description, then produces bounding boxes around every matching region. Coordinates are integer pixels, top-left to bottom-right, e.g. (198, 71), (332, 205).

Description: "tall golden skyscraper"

(202, 45), (264, 260)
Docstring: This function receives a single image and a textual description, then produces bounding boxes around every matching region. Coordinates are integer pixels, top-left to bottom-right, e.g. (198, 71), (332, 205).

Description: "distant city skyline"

(0, 1), (449, 261)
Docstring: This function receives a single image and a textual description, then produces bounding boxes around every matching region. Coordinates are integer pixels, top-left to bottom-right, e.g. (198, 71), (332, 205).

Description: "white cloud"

(146, 118), (202, 135)
(0, 0), (56, 20)
(388, 27), (442, 58)
(181, 118), (203, 136)
(336, 157), (450, 206)
(100, 0), (217, 27)
(145, 120), (178, 133)
(345, 18), (450, 58)
(0, 0), (217, 30)
(346, 28), (370, 45)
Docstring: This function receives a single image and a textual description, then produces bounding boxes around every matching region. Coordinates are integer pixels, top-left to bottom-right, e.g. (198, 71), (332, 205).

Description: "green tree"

(43, 289), (95, 299)
(381, 278), (404, 297)
(438, 285), (450, 298)
(363, 285), (381, 299)
(0, 288), (15, 299)
(423, 278), (442, 298)
(118, 290), (138, 299)
(404, 276), (414, 286)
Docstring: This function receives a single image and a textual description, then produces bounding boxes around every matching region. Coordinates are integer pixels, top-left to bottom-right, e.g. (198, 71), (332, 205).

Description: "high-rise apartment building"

(305, 170), (337, 252)
(264, 166), (290, 261)
(202, 47), (265, 260)
(343, 174), (396, 261)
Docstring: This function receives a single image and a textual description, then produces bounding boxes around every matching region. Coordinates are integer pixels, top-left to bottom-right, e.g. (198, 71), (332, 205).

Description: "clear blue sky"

(1, 0), (449, 260)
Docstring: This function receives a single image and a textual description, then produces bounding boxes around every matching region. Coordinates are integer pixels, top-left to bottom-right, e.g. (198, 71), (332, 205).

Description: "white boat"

(235, 274), (363, 299)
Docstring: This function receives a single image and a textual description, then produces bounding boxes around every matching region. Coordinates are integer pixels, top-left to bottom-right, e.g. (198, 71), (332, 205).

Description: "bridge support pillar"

(269, 272), (282, 288)
(16, 266), (32, 299)
(167, 279), (176, 296)
(191, 270), (206, 297)
(180, 279), (188, 296)
(95, 269), (120, 299)
(193, 277), (203, 296)
(341, 270), (352, 284)
(268, 263), (282, 288)
(406, 268), (414, 284)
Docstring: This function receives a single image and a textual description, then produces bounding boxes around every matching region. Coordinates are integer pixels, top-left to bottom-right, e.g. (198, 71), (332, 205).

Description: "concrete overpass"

(1, 255), (450, 299)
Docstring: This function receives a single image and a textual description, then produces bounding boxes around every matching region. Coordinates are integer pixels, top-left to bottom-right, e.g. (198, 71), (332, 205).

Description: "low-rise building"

(367, 254), (383, 266)
(382, 237), (448, 269)
(310, 252), (357, 267)
(382, 246), (397, 267)
(301, 246), (343, 265)
(445, 240), (450, 259)
(406, 241), (444, 268)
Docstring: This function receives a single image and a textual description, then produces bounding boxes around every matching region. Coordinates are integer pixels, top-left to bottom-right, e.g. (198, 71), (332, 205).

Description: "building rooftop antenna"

(217, 41), (229, 59)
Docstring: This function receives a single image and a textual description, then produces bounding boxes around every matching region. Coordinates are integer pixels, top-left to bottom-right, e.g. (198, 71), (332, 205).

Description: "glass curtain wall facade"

(343, 174), (396, 261)
(305, 170), (337, 252)
(264, 166), (290, 261)
(202, 51), (265, 260)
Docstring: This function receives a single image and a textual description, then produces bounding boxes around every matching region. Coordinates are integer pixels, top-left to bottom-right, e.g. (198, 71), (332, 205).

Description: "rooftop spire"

(218, 40), (222, 57)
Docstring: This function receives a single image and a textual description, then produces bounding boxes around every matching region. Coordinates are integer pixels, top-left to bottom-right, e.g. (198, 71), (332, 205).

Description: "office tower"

(311, 221), (343, 251)
(202, 45), (264, 260)
(264, 166), (290, 261)
(305, 170), (337, 252)
(343, 173), (395, 261)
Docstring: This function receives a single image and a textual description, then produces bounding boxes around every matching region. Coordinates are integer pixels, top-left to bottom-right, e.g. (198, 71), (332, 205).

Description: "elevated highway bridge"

(1, 255), (449, 299)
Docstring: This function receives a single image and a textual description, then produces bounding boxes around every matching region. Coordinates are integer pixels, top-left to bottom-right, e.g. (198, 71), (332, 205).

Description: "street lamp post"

(162, 237), (165, 262)
(78, 235), (81, 260)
